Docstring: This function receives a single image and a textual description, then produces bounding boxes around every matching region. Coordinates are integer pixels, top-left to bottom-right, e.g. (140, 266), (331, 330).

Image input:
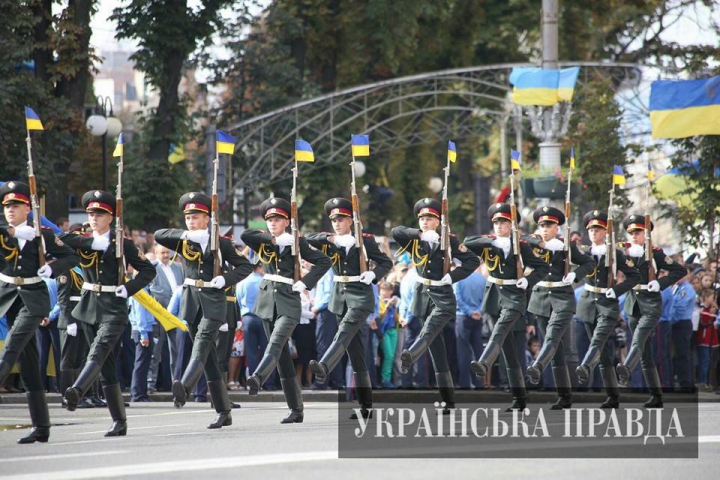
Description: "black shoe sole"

(400, 351), (412, 374)
(172, 381), (187, 408)
(527, 366), (541, 385)
(247, 376), (261, 396)
(309, 361), (327, 384)
(470, 361), (487, 378)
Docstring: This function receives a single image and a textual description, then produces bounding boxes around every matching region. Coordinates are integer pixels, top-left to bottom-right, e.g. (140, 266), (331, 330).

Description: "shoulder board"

(41, 226), (52, 231)
(220, 235), (232, 240)
(653, 246), (662, 251)
(124, 236), (133, 241)
(450, 233), (457, 237)
(557, 236), (565, 241)
(487, 234), (496, 239)
(299, 234), (305, 238)
(520, 240), (528, 244)
(362, 232), (372, 238)
(322, 231), (333, 235)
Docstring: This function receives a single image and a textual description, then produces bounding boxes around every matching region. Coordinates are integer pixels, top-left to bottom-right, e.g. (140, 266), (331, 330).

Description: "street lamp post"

(86, 96), (122, 191)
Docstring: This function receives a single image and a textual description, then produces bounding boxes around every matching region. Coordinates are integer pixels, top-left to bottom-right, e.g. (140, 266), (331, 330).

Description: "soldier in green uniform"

(575, 211), (640, 408)
(392, 198), (479, 413)
(155, 192), (252, 429)
(525, 206), (595, 409)
(61, 190), (155, 437)
(241, 197), (331, 423)
(0, 181), (80, 443)
(306, 197), (393, 419)
(615, 214), (686, 407)
(56, 260), (88, 408)
(464, 203), (549, 411)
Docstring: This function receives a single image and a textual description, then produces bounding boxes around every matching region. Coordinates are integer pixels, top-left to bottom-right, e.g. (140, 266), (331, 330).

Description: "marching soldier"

(61, 190), (155, 437)
(575, 210), (640, 408)
(241, 197), (331, 423)
(525, 206), (595, 409)
(615, 214), (685, 407)
(155, 192), (252, 428)
(306, 197), (393, 419)
(464, 203), (549, 411)
(0, 181), (80, 443)
(392, 198), (479, 413)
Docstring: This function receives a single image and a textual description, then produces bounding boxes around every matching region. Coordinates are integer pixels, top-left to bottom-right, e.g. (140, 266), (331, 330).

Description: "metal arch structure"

(226, 61), (642, 193)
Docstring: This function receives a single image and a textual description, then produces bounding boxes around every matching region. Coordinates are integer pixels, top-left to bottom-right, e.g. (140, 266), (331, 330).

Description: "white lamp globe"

(428, 176), (443, 193)
(86, 115), (108, 136)
(354, 161), (366, 178)
(106, 117), (123, 137)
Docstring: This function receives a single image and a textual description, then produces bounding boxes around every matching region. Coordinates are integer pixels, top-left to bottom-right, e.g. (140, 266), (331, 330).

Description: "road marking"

(0, 451), (338, 479)
(75, 423), (193, 435)
(699, 435), (720, 443)
(2, 450), (128, 463)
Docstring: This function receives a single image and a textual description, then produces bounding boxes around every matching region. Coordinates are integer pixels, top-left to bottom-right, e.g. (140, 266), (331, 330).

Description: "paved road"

(0, 401), (718, 479)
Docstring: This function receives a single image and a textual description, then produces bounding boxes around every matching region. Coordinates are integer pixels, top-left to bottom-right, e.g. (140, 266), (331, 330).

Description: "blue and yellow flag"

(216, 131), (236, 155)
(647, 162), (655, 181)
(569, 147), (575, 169)
(612, 165), (626, 185)
(25, 107), (43, 131)
(510, 149), (521, 171)
(558, 67), (580, 102)
(351, 134), (369, 157)
(650, 76), (720, 138)
(295, 139), (315, 162)
(509, 67), (580, 106)
(447, 141), (457, 163)
(168, 143), (185, 164)
(113, 133), (124, 157)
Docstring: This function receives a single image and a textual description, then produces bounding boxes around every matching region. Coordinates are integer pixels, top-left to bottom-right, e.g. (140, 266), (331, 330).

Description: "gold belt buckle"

(195, 280), (204, 288)
(15, 277), (24, 286)
(92, 284), (101, 292)
(339, 275), (350, 282)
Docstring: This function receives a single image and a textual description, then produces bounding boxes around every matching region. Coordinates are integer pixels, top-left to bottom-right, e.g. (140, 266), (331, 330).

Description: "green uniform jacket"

(463, 234), (549, 317)
(155, 228), (252, 323)
(62, 231), (156, 325)
(56, 268), (83, 328)
(392, 226), (480, 317)
(240, 229), (332, 321)
(527, 238), (596, 316)
(0, 224), (80, 318)
(620, 244), (686, 319)
(306, 231), (393, 315)
(576, 246), (640, 322)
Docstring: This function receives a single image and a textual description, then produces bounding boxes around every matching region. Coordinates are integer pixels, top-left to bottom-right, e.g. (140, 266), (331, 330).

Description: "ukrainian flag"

(216, 131), (236, 155)
(447, 140), (457, 163)
(612, 165), (626, 185)
(510, 149), (521, 171)
(647, 162), (655, 181)
(295, 139), (314, 162)
(569, 147), (575, 169)
(558, 67), (580, 102)
(650, 76), (720, 138)
(25, 107), (43, 131)
(351, 134), (369, 157)
(113, 133), (124, 157)
(509, 68), (560, 106)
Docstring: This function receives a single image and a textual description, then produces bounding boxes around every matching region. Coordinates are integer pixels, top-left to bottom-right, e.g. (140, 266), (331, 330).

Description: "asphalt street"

(0, 399), (719, 479)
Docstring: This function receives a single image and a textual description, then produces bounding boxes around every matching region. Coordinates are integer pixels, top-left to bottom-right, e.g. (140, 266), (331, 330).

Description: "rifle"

(564, 164), (573, 277)
(645, 180), (655, 282)
(211, 140), (223, 277)
(440, 149), (452, 276)
(291, 164), (301, 282)
(350, 139), (368, 273)
(606, 185), (617, 288)
(24, 122), (45, 267)
(509, 167), (524, 280)
(115, 138), (125, 285)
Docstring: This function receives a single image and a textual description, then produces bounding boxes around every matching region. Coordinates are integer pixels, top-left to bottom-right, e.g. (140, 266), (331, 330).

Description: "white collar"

(93, 229), (111, 239)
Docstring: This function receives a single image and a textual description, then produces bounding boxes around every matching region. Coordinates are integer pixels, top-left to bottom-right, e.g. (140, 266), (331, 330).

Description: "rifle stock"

(351, 192), (368, 274)
(606, 187), (616, 288)
(564, 169), (572, 277)
(291, 197), (301, 282)
(26, 153), (45, 267)
(645, 214), (655, 282)
(211, 192), (221, 277)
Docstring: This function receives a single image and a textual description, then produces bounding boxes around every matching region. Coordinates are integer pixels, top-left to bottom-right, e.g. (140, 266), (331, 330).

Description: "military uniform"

(241, 197), (331, 423)
(615, 214), (686, 407)
(155, 192), (252, 428)
(525, 206), (595, 409)
(392, 198), (479, 412)
(463, 203), (549, 410)
(0, 181), (80, 443)
(56, 266), (87, 401)
(306, 198), (393, 418)
(215, 239), (242, 405)
(60, 190), (155, 437)
(574, 211), (640, 408)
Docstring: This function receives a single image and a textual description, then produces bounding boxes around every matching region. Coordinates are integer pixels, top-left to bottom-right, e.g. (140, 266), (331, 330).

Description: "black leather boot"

(550, 366), (573, 410)
(349, 371), (373, 420)
(207, 380), (233, 429)
(435, 371), (456, 415)
(18, 391), (50, 444)
(400, 338), (429, 374)
(280, 377), (304, 424)
(247, 353), (278, 396)
(470, 340), (501, 378)
(64, 361), (102, 411)
(103, 384), (127, 437)
(173, 358), (204, 408)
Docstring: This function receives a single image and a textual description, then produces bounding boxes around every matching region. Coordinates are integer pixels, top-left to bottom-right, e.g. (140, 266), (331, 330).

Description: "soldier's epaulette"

(450, 233), (457, 238)
(618, 242), (631, 248)
(652, 246), (662, 251)
(362, 232), (372, 238)
(41, 226), (52, 231)
(486, 234), (497, 239)
(221, 234), (232, 240)
(557, 236), (565, 241)
(520, 240), (528, 244)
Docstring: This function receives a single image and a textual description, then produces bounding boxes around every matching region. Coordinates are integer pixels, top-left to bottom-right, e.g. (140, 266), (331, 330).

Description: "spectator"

(696, 288), (719, 391)
(38, 277), (61, 392)
(670, 266), (697, 391)
(310, 269), (342, 389)
(653, 271), (675, 388)
(453, 265), (486, 389)
(377, 281), (399, 389)
(129, 287), (158, 402)
(294, 282), (316, 387)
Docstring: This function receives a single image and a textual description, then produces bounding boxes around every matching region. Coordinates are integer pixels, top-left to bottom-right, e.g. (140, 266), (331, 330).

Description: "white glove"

(605, 289), (617, 299)
(275, 232), (294, 247)
(440, 273), (453, 286)
(210, 276), (226, 289)
(420, 230), (440, 244)
(628, 244), (644, 258)
(334, 234), (355, 249)
(292, 280), (307, 293)
(37, 265), (52, 278)
(67, 323), (78, 337)
(562, 272), (576, 284)
(219, 323), (229, 332)
(185, 229), (209, 245)
(492, 237), (511, 256)
(359, 271), (376, 285)
(516, 277), (528, 290)
(648, 280), (661, 292)
(115, 285), (128, 298)
(12, 225), (35, 241)
(591, 244), (607, 257)
(91, 235), (110, 252)
(545, 238), (565, 252)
